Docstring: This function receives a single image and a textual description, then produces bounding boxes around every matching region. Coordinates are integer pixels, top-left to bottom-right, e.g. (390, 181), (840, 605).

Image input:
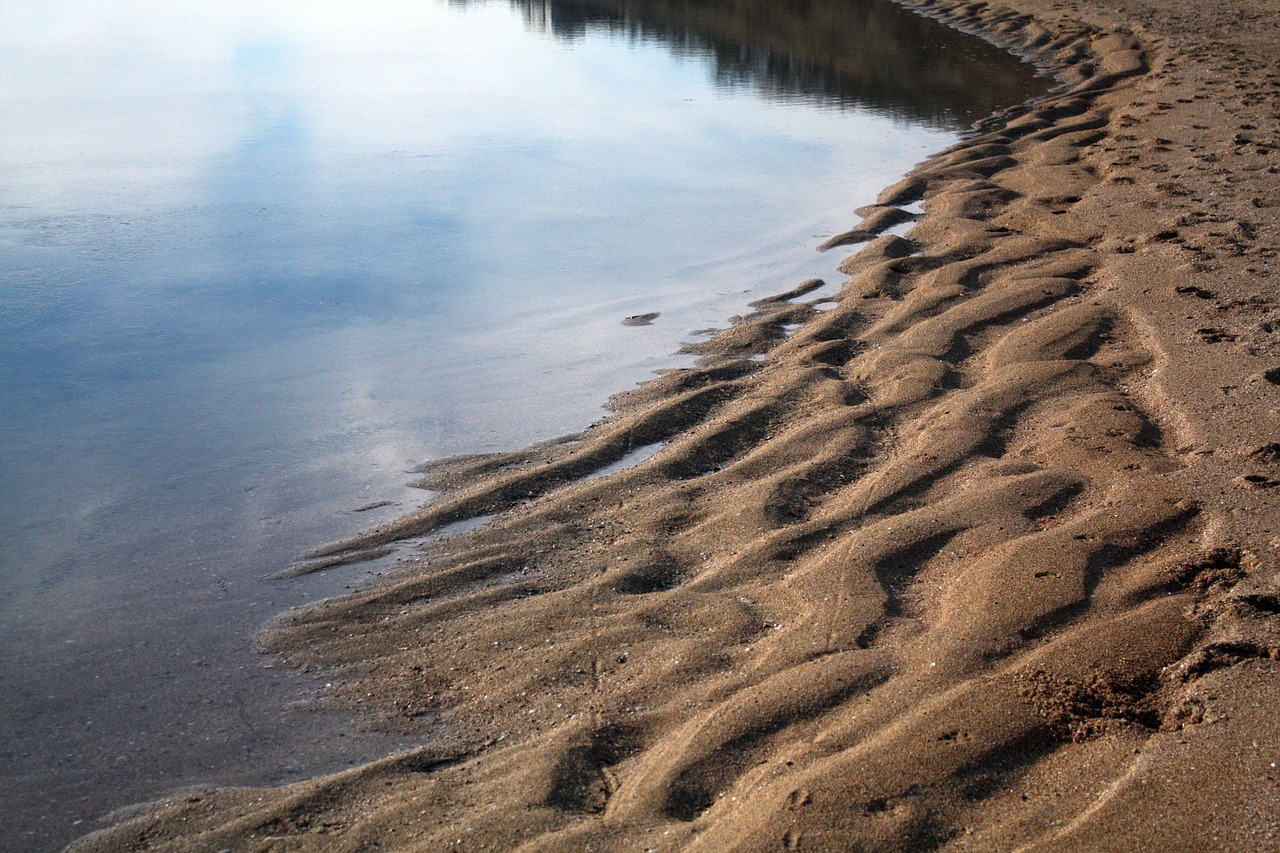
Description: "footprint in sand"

(1196, 327), (1238, 343)
(1248, 443), (1280, 464)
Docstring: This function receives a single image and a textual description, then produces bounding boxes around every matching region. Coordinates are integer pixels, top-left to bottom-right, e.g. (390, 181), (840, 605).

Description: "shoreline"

(74, 0), (1280, 849)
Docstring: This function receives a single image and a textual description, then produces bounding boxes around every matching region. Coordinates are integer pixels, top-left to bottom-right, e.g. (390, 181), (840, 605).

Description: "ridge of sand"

(72, 0), (1280, 849)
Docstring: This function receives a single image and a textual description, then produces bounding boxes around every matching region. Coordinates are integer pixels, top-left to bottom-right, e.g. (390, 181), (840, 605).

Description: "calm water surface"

(0, 0), (1047, 848)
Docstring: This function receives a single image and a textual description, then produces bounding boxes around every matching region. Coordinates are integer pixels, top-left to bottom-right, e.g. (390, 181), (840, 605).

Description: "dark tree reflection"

(456, 0), (1049, 127)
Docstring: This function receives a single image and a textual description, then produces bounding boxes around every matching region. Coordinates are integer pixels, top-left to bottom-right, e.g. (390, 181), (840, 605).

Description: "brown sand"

(72, 0), (1280, 849)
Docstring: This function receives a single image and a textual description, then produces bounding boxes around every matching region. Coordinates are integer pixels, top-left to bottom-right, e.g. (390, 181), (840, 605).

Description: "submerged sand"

(73, 0), (1280, 849)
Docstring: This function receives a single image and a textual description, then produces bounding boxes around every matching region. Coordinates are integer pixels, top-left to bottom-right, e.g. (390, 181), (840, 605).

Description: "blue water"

(0, 1), (1046, 849)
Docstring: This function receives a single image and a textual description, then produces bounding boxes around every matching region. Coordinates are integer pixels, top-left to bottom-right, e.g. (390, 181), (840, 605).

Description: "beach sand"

(71, 0), (1280, 849)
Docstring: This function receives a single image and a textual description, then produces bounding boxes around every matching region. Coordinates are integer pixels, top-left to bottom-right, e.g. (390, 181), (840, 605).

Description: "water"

(0, 0), (1047, 849)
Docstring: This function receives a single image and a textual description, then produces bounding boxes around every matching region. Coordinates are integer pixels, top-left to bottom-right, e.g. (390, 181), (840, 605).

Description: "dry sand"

(72, 0), (1280, 849)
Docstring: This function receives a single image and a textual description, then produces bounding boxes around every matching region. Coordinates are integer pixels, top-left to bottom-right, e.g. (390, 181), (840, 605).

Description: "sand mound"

(72, 0), (1280, 849)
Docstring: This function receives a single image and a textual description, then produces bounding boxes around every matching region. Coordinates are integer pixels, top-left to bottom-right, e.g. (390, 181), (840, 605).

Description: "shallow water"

(0, 0), (1047, 849)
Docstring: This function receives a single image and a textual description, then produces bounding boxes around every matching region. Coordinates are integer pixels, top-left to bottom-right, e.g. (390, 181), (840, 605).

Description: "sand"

(71, 0), (1280, 849)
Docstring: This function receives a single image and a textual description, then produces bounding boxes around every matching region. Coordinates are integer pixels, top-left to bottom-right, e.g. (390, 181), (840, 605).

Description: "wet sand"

(72, 0), (1280, 849)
